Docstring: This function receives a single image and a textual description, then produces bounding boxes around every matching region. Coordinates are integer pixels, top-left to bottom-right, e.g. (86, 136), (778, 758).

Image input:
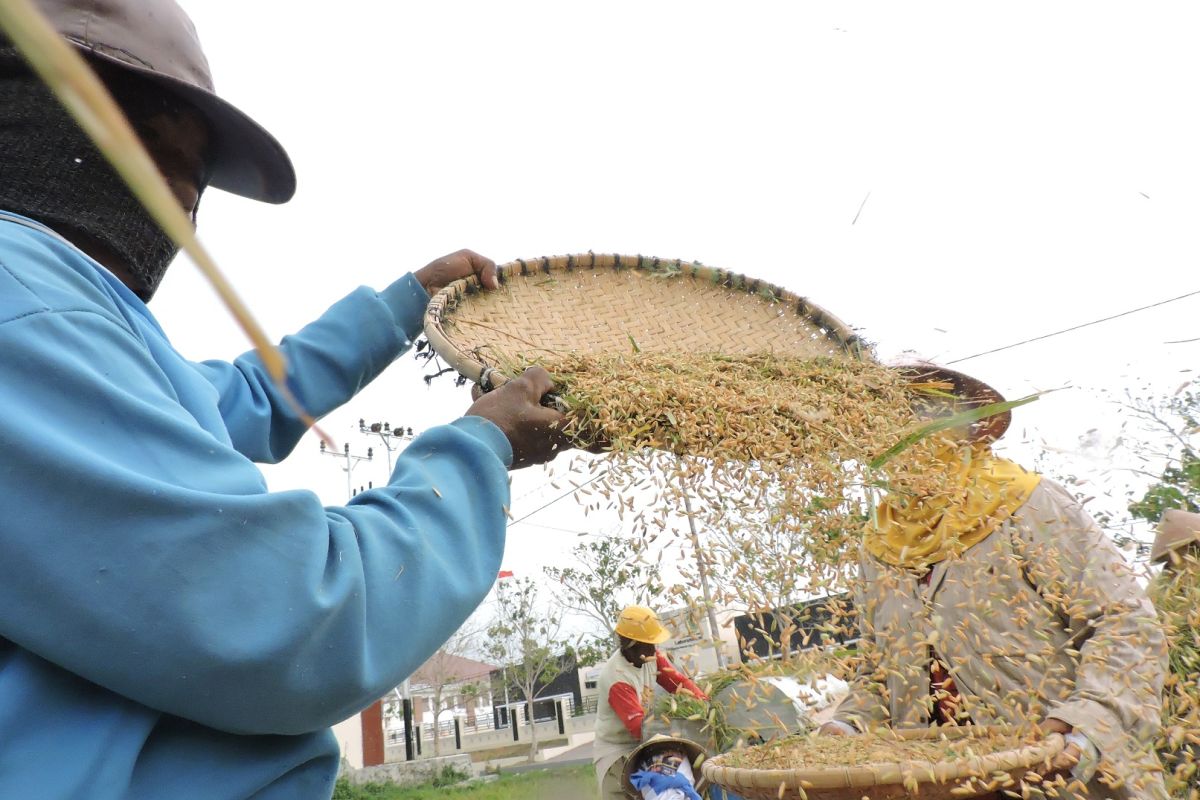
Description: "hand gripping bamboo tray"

(422, 253), (868, 393)
(700, 727), (1066, 800)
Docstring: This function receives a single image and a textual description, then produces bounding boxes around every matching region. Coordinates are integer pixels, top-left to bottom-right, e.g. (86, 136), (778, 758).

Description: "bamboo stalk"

(868, 394), (1041, 469)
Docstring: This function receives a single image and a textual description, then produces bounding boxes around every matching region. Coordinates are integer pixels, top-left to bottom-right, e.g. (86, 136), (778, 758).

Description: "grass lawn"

(334, 764), (597, 800)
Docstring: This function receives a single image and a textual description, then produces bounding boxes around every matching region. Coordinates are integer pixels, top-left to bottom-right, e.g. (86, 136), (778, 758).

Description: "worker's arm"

(655, 652), (708, 700)
(608, 682), (646, 739)
(1016, 480), (1167, 782)
(0, 233), (518, 737)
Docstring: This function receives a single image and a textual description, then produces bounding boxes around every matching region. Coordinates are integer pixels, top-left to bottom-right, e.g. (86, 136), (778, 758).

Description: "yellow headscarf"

(864, 437), (1041, 570)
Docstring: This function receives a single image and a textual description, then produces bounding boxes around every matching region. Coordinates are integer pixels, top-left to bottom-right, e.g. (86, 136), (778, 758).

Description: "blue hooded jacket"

(0, 211), (513, 798)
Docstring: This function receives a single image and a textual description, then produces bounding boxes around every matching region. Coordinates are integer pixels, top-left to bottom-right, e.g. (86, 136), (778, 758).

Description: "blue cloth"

(0, 212), (513, 799)
(629, 769), (704, 800)
(707, 788), (745, 800)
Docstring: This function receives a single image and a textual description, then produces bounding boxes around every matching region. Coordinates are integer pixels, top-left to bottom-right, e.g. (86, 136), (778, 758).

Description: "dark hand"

(466, 367), (569, 469)
(414, 249), (499, 297)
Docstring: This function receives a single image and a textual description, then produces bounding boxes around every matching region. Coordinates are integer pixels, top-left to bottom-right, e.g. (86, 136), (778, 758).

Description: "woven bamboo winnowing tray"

(423, 253), (868, 389)
(700, 727), (1065, 800)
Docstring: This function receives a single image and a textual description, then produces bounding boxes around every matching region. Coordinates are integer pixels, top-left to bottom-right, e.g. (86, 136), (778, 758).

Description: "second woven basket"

(700, 727), (1064, 800)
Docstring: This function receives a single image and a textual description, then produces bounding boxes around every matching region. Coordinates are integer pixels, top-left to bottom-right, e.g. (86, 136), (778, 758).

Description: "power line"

(506, 520), (593, 535)
(947, 287), (1200, 366)
(507, 471), (609, 528)
(510, 477), (564, 504)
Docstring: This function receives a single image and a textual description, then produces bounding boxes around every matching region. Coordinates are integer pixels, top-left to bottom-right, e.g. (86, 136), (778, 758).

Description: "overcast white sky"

(150, 2), (1199, 599)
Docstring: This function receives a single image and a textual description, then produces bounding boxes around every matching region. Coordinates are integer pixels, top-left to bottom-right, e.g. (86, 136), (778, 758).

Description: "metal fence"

(384, 693), (595, 745)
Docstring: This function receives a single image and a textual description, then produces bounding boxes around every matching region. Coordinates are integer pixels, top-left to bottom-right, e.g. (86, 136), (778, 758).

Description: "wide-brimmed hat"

(32, 0), (296, 203)
(1150, 509), (1200, 565)
(892, 361), (1011, 442)
(622, 735), (708, 799)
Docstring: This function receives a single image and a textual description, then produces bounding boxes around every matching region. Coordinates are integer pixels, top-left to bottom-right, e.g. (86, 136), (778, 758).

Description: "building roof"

(410, 652), (498, 689)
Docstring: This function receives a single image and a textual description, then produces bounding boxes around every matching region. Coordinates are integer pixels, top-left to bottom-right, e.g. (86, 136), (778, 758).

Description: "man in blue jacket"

(0, 1), (567, 797)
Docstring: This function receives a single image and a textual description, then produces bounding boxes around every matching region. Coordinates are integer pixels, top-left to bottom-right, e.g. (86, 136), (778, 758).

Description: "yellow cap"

(615, 605), (671, 644)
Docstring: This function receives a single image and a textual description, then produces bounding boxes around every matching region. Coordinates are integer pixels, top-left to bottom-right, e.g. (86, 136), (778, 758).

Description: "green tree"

(543, 536), (665, 666)
(692, 481), (864, 664)
(1125, 380), (1200, 523)
(485, 578), (569, 762)
(409, 625), (485, 757)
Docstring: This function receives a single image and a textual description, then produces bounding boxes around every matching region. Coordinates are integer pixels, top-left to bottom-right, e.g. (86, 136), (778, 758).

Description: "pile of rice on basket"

(701, 726), (1064, 800)
(427, 256), (925, 460)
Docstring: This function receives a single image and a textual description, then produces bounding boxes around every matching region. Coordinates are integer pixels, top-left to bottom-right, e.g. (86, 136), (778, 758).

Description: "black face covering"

(0, 46), (204, 301)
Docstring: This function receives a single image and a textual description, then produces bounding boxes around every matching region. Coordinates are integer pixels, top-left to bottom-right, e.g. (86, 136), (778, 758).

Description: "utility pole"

(316, 438), (378, 762)
(358, 419), (415, 475)
(344, 420), (419, 751)
(318, 440), (373, 501)
(681, 491), (726, 669)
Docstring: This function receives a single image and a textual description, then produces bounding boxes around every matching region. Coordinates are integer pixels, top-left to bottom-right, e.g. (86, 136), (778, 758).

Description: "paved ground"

(540, 741), (593, 765)
(498, 741), (593, 775)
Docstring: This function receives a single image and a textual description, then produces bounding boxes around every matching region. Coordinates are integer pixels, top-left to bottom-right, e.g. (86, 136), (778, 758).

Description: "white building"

(658, 604), (742, 676)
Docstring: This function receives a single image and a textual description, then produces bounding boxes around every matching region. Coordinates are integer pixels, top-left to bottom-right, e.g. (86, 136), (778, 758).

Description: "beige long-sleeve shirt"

(834, 480), (1168, 799)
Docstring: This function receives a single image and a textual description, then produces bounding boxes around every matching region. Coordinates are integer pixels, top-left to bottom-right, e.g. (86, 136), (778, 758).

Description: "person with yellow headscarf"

(821, 364), (1168, 800)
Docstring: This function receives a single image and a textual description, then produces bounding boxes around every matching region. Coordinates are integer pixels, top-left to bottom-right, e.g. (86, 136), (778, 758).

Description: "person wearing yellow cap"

(1148, 509), (1200, 796)
(593, 605), (708, 799)
(820, 363), (1168, 800)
